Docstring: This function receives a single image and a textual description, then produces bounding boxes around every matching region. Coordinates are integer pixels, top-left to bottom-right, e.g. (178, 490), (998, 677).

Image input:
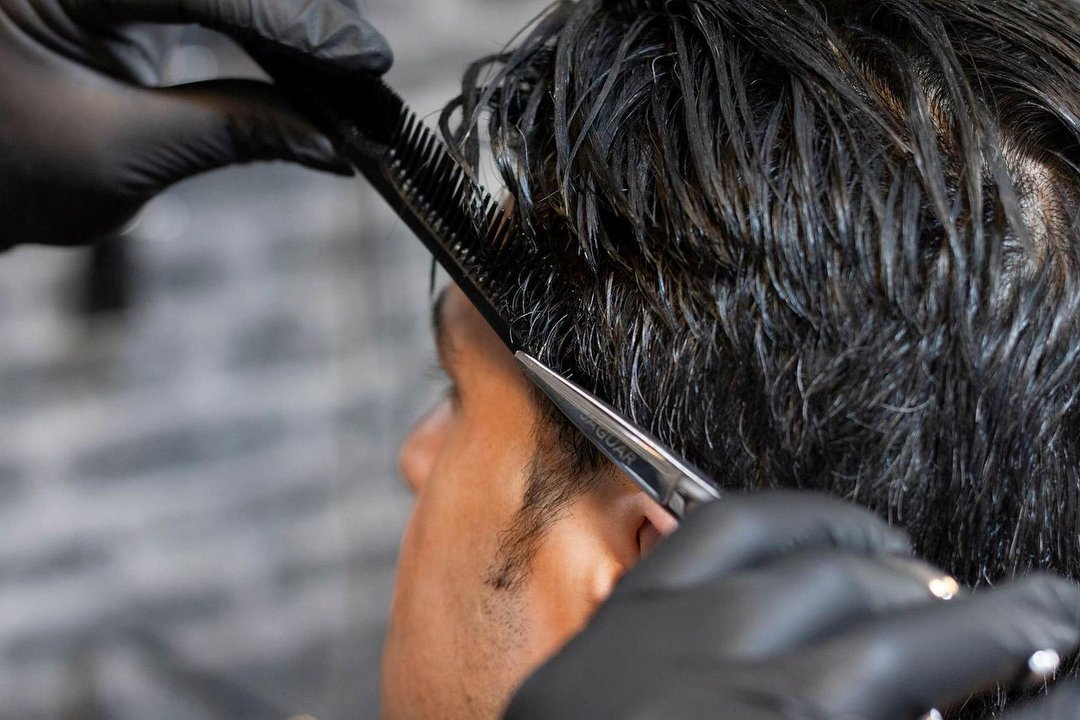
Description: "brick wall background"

(0, 1), (547, 717)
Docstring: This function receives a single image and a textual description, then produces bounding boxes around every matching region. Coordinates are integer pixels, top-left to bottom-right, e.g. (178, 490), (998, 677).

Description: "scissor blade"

(515, 352), (718, 518)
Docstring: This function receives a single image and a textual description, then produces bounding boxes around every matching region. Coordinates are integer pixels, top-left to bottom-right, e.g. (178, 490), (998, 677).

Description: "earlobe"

(590, 559), (623, 605)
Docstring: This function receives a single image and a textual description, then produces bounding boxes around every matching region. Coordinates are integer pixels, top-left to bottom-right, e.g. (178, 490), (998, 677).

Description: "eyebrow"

(431, 286), (456, 370)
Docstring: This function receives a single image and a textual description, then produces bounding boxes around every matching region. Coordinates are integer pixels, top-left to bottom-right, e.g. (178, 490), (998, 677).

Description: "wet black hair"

(444, 0), (1080, 663)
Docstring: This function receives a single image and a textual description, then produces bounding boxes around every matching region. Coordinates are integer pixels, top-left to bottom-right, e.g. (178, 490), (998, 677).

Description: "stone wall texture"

(0, 1), (548, 717)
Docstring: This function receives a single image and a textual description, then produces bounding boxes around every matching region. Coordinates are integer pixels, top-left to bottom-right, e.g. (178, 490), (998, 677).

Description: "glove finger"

(61, 0), (393, 74)
(998, 681), (1080, 719)
(681, 553), (953, 658)
(616, 491), (911, 596)
(121, 79), (353, 195)
(800, 573), (1080, 720)
(106, 23), (181, 84)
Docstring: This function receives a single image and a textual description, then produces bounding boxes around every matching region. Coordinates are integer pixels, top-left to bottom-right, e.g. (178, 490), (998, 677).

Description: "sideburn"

(483, 391), (609, 592)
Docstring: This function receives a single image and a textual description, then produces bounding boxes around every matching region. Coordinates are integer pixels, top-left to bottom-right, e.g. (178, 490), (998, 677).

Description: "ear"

(562, 475), (680, 605)
(524, 474), (681, 663)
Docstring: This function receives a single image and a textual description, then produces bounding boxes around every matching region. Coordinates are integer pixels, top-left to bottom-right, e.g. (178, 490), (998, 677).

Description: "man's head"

(439, 0), (1080, 581)
(384, 0), (1080, 716)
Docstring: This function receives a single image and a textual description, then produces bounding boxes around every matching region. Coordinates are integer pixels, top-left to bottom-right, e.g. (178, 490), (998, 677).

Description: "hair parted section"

(441, 0), (1080, 593)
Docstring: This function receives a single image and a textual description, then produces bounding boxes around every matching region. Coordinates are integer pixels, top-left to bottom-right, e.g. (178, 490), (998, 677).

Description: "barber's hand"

(0, 0), (391, 249)
(505, 493), (1080, 719)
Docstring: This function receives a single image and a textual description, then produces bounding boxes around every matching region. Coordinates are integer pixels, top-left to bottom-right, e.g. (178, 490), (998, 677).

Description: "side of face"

(381, 285), (672, 719)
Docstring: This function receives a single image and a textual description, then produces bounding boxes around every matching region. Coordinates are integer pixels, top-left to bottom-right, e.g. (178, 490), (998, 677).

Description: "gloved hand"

(0, 0), (391, 249)
(506, 493), (1080, 720)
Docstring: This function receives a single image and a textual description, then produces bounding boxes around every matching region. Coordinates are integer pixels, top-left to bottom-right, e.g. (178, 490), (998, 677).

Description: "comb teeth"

(250, 46), (528, 348)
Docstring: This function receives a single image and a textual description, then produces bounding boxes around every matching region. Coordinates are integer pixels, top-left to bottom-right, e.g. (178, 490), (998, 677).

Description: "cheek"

(384, 406), (537, 718)
(403, 413), (524, 556)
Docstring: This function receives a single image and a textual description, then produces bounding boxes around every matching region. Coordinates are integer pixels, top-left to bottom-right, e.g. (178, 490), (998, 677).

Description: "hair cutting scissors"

(516, 352), (721, 520)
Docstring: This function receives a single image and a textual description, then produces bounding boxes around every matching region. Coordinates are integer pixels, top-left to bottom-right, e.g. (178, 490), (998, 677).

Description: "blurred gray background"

(0, 0), (547, 717)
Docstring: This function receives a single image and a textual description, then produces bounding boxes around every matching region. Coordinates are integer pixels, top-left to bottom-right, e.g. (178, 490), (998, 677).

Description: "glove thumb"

(118, 78), (352, 197)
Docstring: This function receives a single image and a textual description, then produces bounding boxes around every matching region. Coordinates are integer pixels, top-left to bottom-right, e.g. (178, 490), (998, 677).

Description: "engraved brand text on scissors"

(579, 413), (638, 466)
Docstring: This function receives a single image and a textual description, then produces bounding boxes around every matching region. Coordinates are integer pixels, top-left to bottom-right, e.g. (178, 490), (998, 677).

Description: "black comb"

(250, 48), (521, 350)
(250, 49), (722, 519)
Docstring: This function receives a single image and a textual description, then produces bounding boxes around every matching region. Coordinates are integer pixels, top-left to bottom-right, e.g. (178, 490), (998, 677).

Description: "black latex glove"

(506, 493), (1080, 720)
(0, 0), (391, 249)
